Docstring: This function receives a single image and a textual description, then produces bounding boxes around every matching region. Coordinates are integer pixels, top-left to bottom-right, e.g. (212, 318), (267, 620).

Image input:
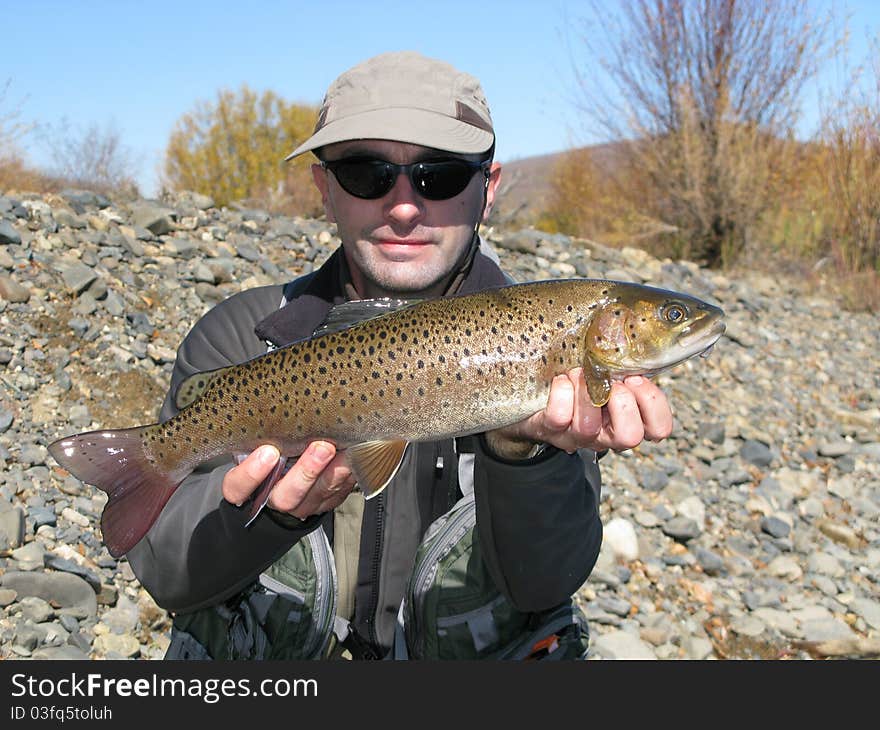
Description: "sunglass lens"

(328, 159), (483, 200)
(413, 161), (474, 200)
(334, 160), (395, 199)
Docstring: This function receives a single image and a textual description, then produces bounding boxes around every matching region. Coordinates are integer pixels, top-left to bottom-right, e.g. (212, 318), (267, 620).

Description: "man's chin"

(369, 264), (451, 295)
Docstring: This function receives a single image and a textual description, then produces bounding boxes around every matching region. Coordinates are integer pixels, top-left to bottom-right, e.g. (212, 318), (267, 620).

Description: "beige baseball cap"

(285, 51), (495, 160)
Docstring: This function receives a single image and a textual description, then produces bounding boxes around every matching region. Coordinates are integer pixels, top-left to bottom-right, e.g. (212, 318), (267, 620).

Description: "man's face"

(312, 140), (501, 299)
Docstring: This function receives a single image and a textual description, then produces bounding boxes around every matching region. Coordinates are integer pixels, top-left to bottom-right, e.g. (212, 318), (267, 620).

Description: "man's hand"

(486, 368), (674, 458)
(222, 441), (357, 520)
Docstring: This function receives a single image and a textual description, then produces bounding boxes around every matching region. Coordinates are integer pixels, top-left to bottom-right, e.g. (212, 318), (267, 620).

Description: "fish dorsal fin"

(346, 439), (409, 499)
(583, 362), (612, 407)
(174, 366), (234, 410)
(312, 298), (419, 337)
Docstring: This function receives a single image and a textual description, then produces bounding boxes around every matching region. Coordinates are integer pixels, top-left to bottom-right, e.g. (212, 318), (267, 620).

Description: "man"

(127, 51), (673, 660)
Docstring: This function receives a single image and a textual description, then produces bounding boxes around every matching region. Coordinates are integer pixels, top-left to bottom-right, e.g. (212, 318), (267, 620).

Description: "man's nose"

(383, 171), (425, 225)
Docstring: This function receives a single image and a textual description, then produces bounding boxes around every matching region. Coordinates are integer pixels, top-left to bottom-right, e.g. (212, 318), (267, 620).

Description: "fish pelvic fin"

(347, 439), (409, 499)
(48, 427), (189, 558)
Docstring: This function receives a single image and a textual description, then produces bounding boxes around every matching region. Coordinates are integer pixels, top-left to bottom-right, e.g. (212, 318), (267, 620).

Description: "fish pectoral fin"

(174, 365), (235, 410)
(346, 439), (409, 499)
(584, 363), (612, 407)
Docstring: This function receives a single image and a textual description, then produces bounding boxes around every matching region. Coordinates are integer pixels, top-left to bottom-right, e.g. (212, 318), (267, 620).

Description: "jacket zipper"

(364, 490), (386, 655)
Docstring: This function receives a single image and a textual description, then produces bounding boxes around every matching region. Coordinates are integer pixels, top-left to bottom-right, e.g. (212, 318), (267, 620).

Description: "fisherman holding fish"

(50, 52), (725, 660)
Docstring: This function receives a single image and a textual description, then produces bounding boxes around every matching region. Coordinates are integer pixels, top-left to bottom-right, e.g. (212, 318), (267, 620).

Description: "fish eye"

(661, 302), (688, 323)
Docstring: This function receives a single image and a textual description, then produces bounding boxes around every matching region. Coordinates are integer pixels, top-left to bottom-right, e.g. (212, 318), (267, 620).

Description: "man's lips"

(375, 239), (432, 246)
(373, 239), (434, 260)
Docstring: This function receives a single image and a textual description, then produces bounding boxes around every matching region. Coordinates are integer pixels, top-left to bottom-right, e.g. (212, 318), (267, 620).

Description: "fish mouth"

(615, 316), (725, 376)
(678, 317), (726, 352)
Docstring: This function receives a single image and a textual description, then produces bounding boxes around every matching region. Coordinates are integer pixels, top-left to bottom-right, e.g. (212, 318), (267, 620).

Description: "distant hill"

(493, 143), (626, 228)
(492, 150), (562, 226)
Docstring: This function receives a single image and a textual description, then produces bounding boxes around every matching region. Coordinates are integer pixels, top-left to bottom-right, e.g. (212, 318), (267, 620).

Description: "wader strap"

(333, 492), (365, 623)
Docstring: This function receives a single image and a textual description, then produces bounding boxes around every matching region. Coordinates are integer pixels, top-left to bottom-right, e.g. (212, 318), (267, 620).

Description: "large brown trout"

(48, 279), (725, 557)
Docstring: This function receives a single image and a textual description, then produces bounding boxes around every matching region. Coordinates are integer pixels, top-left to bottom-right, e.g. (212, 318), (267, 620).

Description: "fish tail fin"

(48, 427), (188, 558)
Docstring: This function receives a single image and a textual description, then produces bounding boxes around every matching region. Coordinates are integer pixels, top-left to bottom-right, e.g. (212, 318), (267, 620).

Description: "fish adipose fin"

(48, 428), (189, 558)
(174, 365), (235, 410)
(347, 439), (409, 499)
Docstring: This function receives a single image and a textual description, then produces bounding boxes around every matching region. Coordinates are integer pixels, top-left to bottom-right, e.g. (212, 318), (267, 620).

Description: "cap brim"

(285, 108), (494, 160)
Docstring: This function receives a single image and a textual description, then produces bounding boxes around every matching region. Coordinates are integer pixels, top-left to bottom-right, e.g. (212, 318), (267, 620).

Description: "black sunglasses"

(321, 156), (490, 201)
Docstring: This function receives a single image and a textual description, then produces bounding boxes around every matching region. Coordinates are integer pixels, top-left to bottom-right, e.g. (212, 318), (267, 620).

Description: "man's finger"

(604, 382), (645, 450)
(222, 445), (280, 505)
(543, 374), (575, 432)
(268, 441), (336, 514)
(625, 375), (674, 441)
(572, 368), (603, 442)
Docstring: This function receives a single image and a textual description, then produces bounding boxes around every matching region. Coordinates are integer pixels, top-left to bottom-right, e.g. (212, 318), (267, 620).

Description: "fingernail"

(626, 375), (645, 386)
(312, 442), (332, 461)
(259, 445), (279, 466)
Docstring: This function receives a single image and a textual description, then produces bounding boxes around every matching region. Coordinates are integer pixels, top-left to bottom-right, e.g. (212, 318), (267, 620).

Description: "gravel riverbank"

(0, 189), (877, 660)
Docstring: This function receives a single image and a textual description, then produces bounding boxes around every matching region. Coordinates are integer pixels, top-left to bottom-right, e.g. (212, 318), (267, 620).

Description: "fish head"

(582, 283), (726, 378)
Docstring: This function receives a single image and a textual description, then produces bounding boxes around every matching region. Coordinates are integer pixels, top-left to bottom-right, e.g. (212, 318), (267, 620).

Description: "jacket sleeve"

(472, 438), (603, 612)
(125, 285), (322, 613)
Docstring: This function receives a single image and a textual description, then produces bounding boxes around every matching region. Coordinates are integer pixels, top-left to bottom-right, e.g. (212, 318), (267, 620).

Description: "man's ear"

(482, 162), (502, 222)
(312, 163), (336, 223)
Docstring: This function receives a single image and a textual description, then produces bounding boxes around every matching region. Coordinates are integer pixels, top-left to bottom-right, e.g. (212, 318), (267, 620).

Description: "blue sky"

(4, 0), (879, 196)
